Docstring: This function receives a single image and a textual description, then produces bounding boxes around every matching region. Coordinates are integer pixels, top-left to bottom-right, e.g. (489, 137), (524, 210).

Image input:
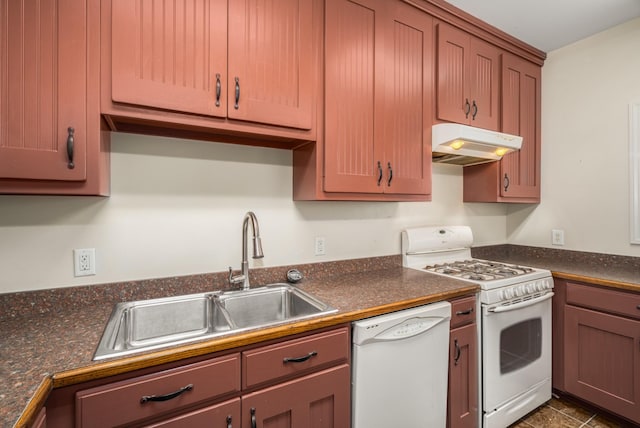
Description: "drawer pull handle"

(227, 415), (232, 428)
(140, 384), (193, 404)
(234, 77), (240, 109)
(456, 308), (474, 316)
(251, 408), (256, 428)
(464, 98), (471, 118)
(215, 73), (222, 107)
(66, 127), (75, 169)
(454, 339), (461, 366)
(377, 161), (383, 186)
(283, 351), (318, 364)
(471, 100), (478, 120)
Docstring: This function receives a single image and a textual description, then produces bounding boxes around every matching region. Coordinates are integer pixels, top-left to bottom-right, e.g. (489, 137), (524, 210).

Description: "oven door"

(482, 292), (553, 412)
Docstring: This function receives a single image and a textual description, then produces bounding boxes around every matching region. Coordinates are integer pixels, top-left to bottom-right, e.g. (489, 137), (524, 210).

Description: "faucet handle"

(228, 266), (244, 287)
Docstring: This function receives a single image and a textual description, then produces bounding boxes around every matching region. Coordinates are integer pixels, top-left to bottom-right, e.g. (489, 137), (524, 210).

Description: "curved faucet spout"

(230, 211), (264, 290)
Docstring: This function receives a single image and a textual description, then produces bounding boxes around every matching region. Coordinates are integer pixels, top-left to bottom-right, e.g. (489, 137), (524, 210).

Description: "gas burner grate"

(424, 259), (535, 281)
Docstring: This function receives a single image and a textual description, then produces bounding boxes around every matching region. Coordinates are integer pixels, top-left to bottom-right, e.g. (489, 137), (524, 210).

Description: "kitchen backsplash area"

(0, 132), (509, 294)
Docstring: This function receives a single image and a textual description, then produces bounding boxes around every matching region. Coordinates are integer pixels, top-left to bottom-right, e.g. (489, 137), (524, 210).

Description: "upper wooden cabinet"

(0, 0), (109, 195)
(463, 53), (541, 203)
(436, 22), (500, 131)
(293, 0), (433, 201)
(106, 0), (314, 135)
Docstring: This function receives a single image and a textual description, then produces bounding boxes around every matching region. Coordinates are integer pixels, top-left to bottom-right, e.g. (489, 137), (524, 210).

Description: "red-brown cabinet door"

(111, 0), (228, 117)
(437, 22), (470, 126)
(448, 323), (478, 428)
(564, 305), (640, 424)
(468, 37), (499, 131)
(241, 365), (350, 428)
(500, 53), (541, 199)
(323, 0), (383, 194)
(382, 1), (432, 195)
(227, 0), (313, 129)
(0, 0), (87, 181)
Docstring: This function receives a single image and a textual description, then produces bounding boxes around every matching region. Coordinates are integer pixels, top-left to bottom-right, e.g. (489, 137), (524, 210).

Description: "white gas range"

(402, 226), (554, 428)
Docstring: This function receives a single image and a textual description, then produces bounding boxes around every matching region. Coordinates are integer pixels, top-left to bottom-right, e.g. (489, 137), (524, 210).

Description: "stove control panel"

(483, 277), (553, 305)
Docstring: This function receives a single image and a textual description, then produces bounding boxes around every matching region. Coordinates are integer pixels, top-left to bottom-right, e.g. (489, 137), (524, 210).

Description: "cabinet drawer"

(76, 353), (240, 427)
(242, 327), (349, 389)
(450, 295), (477, 329)
(566, 282), (640, 320)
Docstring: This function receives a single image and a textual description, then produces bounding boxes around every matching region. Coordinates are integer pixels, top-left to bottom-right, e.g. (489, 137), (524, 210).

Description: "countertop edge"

(551, 271), (640, 292)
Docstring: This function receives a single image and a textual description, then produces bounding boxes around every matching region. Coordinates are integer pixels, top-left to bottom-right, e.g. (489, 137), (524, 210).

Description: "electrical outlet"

(551, 229), (565, 246)
(314, 237), (326, 256)
(74, 248), (96, 276)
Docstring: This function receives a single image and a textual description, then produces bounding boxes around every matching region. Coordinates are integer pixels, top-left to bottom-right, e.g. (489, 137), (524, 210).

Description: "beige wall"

(507, 16), (640, 258)
(0, 133), (507, 293)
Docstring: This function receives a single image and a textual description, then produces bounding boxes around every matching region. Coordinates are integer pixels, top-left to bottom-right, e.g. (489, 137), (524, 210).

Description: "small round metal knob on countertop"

(286, 269), (303, 283)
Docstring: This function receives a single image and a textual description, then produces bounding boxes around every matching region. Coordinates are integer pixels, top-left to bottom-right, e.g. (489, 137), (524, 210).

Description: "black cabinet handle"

(454, 339), (461, 366)
(140, 384), (193, 404)
(456, 307), (474, 316)
(503, 173), (510, 192)
(251, 408), (256, 428)
(387, 162), (393, 186)
(464, 98), (471, 118)
(377, 161), (383, 186)
(234, 77), (240, 109)
(227, 415), (232, 428)
(66, 127), (75, 169)
(215, 73), (221, 107)
(471, 100), (478, 119)
(283, 351), (317, 364)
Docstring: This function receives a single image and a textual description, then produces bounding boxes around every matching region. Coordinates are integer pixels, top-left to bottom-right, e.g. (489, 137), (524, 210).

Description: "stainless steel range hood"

(431, 123), (523, 166)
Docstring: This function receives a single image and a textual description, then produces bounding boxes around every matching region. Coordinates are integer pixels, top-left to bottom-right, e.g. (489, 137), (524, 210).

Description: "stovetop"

(424, 259), (536, 282)
(401, 226), (553, 304)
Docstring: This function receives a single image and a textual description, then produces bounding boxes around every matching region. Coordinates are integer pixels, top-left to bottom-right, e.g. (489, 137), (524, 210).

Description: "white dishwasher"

(352, 301), (452, 428)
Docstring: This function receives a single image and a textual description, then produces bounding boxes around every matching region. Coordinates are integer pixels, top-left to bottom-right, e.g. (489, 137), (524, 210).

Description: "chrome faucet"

(228, 211), (264, 290)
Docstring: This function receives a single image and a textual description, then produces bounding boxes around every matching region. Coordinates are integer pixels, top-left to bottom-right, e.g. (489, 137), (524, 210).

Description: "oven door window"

(500, 318), (542, 374)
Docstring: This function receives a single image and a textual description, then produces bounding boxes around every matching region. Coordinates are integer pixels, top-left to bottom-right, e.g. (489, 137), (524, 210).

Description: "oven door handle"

(487, 292), (554, 313)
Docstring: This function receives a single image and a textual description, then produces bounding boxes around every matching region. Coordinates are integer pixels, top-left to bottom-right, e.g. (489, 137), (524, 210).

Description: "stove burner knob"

(504, 288), (514, 299)
(514, 286), (524, 297)
(526, 283), (535, 293)
(535, 281), (544, 291)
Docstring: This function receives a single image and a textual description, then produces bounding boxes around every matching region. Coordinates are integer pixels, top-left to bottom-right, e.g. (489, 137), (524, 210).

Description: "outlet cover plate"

(74, 248), (96, 277)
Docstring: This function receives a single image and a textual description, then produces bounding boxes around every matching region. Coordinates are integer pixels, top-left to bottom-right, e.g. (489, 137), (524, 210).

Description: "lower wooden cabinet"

(448, 296), (478, 428)
(242, 365), (350, 428)
(45, 326), (350, 428)
(554, 279), (640, 425)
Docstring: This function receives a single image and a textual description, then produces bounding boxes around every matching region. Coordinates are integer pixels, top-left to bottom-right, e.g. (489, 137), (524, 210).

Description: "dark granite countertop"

(2, 246), (638, 428)
(0, 256), (477, 428)
(472, 245), (640, 291)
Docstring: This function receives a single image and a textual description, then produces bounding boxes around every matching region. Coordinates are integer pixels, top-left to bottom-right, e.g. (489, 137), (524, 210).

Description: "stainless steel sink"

(216, 284), (336, 329)
(94, 284), (336, 360)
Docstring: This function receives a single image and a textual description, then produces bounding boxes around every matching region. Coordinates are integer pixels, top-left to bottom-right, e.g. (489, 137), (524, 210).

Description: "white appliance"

(401, 226), (554, 428)
(431, 123), (523, 166)
(352, 301), (452, 428)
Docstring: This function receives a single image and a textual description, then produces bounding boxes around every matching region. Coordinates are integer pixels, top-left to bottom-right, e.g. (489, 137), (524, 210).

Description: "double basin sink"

(94, 284), (336, 360)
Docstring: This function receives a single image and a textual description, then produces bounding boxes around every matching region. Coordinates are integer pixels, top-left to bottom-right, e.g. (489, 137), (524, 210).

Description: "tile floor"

(508, 396), (637, 428)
